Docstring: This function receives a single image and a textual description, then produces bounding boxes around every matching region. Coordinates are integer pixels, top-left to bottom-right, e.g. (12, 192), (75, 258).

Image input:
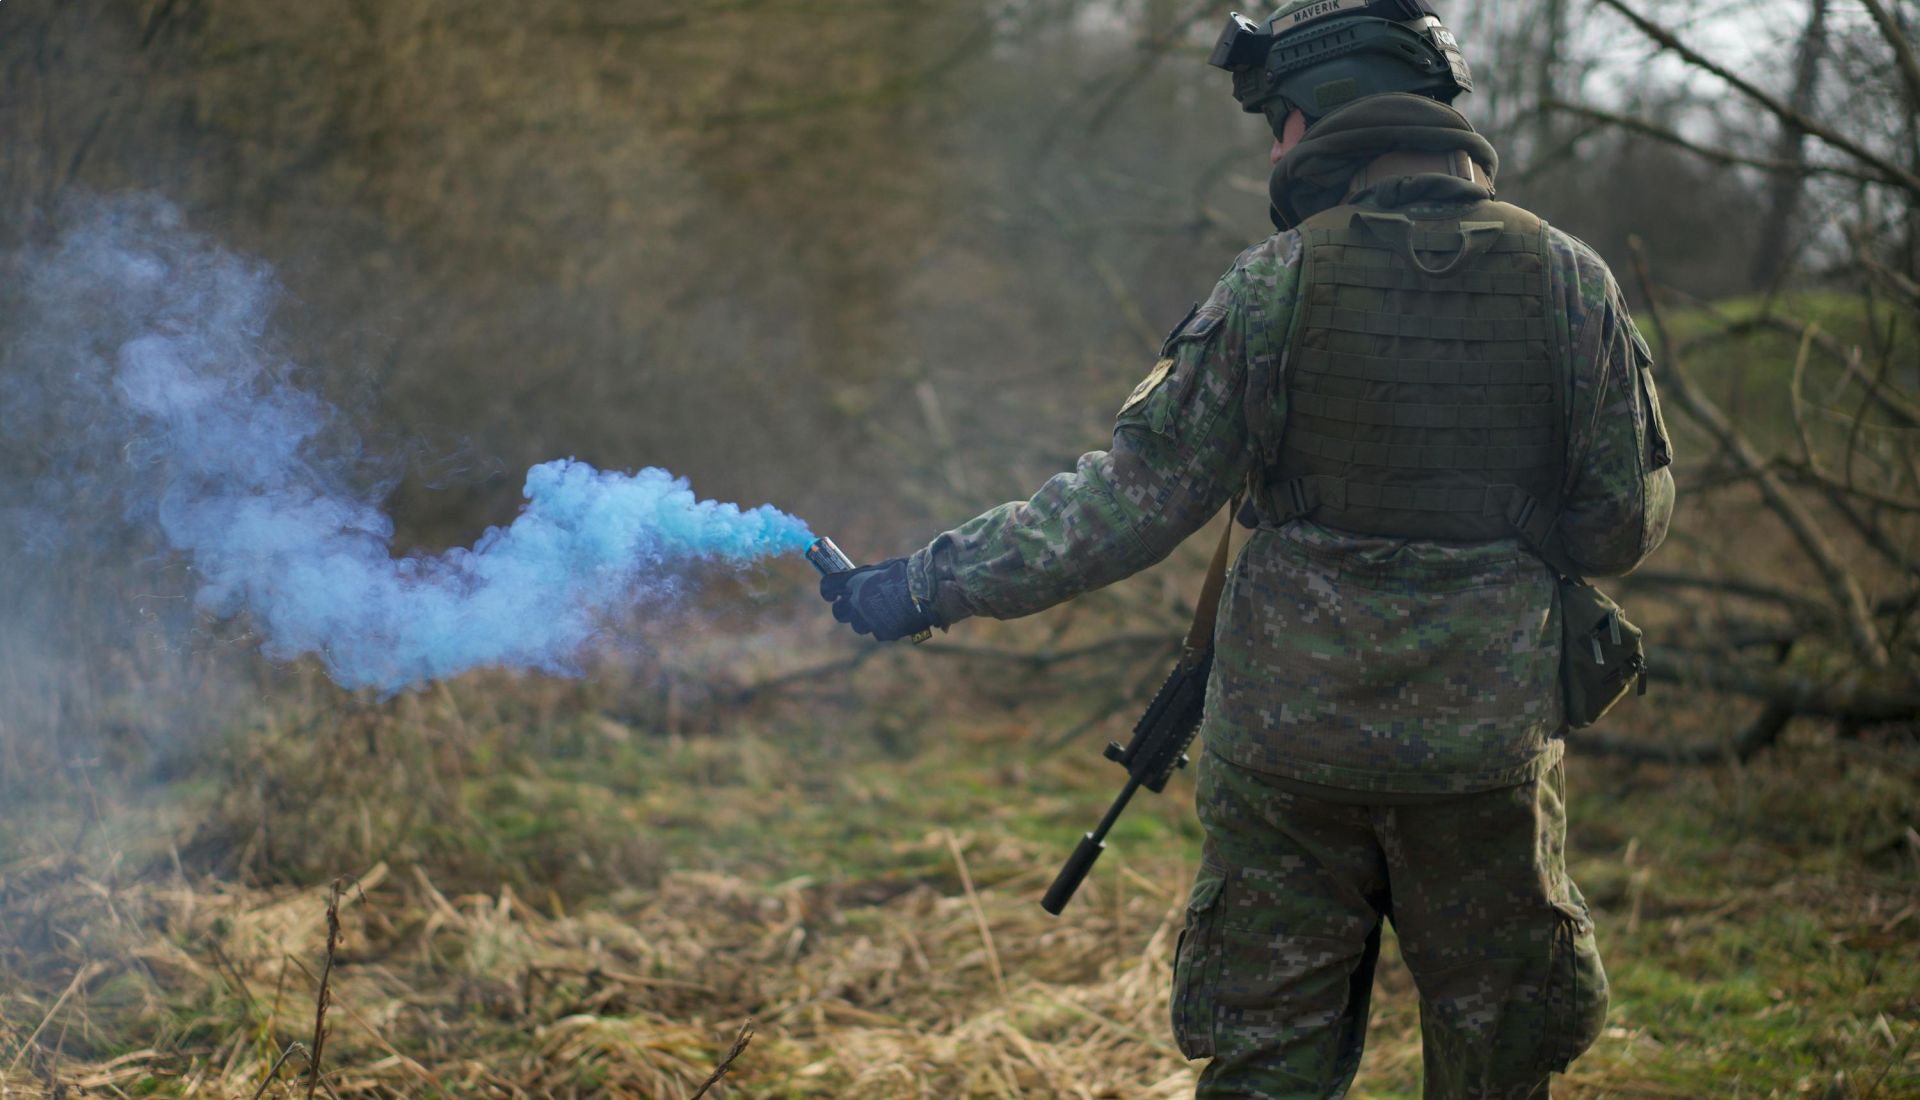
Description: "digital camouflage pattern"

(906, 195), (1674, 796)
(1173, 751), (1609, 1098)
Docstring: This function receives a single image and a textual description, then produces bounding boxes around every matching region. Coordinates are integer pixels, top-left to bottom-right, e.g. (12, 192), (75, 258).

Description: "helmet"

(1209, 0), (1472, 137)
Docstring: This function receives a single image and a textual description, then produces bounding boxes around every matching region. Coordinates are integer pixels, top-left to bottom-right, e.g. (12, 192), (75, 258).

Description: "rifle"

(1041, 500), (1239, 916)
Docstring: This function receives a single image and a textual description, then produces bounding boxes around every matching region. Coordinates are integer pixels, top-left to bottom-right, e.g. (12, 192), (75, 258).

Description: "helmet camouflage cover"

(1210, 0), (1472, 135)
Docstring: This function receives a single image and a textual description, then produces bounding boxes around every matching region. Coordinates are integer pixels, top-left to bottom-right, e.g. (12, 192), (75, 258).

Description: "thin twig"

(249, 1042), (311, 1100)
(1596, 0), (1920, 196)
(1789, 321), (1821, 469)
(3, 960), (107, 1080)
(685, 1019), (754, 1100)
(1779, 462), (1920, 513)
(944, 830), (1009, 1009)
(1790, 471), (1920, 578)
(206, 939), (261, 1023)
(1037, 689), (1144, 756)
(1543, 101), (1887, 186)
(1628, 237), (1889, 667)
(1030, 0), (1218, 161)
(1860, 1010), (1919, 1100)
(1846, 273), (1902, 492)
(1855, 241), (1920, 314)
(1697, 312), (1916, 427)
(1858, 0), (1920, 119)
(703, 14), (996, 126)
(283, 955), (443, 1092)
(305, 878), (345, 1100)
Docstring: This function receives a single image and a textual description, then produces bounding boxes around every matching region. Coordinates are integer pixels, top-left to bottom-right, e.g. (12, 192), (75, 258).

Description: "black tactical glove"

(818, 557), (941, 641)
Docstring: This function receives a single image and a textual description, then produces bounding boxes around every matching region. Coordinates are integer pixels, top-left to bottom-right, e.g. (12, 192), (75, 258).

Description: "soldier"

(820, 0), (1675, 1095)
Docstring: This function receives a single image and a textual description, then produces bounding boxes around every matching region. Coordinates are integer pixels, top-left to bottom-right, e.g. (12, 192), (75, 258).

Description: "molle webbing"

(1267, 199), (1564, 542)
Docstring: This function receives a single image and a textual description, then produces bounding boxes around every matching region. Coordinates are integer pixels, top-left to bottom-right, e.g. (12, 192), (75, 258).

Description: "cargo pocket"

(1171, 863), (1226, 1060)
(1544, 894), (1609, 1070)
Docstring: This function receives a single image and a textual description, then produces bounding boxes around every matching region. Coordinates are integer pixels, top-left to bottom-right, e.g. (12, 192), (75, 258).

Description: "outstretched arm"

(909, 281), (1258, 626)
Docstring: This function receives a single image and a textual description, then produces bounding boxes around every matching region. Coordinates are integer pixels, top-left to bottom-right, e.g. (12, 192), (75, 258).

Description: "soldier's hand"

(818, 558), (940, 641)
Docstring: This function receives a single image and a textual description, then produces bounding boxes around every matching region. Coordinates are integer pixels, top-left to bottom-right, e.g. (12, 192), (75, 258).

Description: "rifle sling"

(1182, 496), (1241, 661)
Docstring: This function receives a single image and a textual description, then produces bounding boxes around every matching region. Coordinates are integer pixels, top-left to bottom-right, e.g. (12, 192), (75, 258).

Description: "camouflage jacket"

(907, 199), (1675, 795)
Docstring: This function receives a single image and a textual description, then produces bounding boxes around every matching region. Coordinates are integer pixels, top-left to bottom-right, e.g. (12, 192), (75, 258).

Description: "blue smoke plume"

(7, 196), (814, 693)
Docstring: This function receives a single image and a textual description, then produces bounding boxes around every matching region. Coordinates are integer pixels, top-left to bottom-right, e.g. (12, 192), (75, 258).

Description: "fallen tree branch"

(1615, 568), (1830, 621)
(1643, 647), (1920, 721)
(1576, 703), (1793, 764)
(1629, 237), (1890, 667)
(1596, 0), (1920, 197)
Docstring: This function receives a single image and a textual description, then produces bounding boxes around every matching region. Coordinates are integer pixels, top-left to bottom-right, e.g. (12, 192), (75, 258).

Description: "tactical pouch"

(1557, 577), (1646, 729)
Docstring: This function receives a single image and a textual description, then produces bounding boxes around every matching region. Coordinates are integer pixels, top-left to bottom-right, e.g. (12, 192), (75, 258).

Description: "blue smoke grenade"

(10, 197), (814, 692)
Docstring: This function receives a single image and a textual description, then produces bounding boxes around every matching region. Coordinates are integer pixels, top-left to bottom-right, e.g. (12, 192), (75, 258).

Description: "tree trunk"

(1749, 0), (1829, 290)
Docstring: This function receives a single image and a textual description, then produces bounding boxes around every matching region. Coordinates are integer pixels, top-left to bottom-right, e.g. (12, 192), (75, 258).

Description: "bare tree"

(1560, 0), (1920, 758)
(1749, 0), (1828, 290)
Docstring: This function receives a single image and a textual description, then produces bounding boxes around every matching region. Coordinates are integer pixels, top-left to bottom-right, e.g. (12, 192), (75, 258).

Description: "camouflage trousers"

(1171, 750), (1608, 1099)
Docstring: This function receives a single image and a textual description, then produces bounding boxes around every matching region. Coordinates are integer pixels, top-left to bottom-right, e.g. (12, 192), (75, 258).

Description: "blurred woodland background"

(0, 0), (1916, 1097)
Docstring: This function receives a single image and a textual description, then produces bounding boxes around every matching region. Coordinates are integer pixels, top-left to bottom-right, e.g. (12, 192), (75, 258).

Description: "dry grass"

(0, 674), (1913, 1100)
(0, 826), (1208, 1097)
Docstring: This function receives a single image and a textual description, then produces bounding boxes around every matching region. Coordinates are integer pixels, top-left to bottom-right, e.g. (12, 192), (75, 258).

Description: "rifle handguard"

(1109, 647), (1213, 793)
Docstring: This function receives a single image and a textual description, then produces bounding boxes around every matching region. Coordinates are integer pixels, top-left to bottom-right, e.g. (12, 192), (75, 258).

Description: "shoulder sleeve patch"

(1119, 357), (1175, 416)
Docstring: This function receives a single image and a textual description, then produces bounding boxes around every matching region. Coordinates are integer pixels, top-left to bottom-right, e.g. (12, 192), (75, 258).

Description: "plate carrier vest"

(1259, 197), (1567, 544)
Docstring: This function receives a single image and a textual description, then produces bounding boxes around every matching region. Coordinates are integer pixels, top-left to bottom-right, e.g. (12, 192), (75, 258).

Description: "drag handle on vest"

(1041, 646), (1213, 916)
(805, 536), (932, 644)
